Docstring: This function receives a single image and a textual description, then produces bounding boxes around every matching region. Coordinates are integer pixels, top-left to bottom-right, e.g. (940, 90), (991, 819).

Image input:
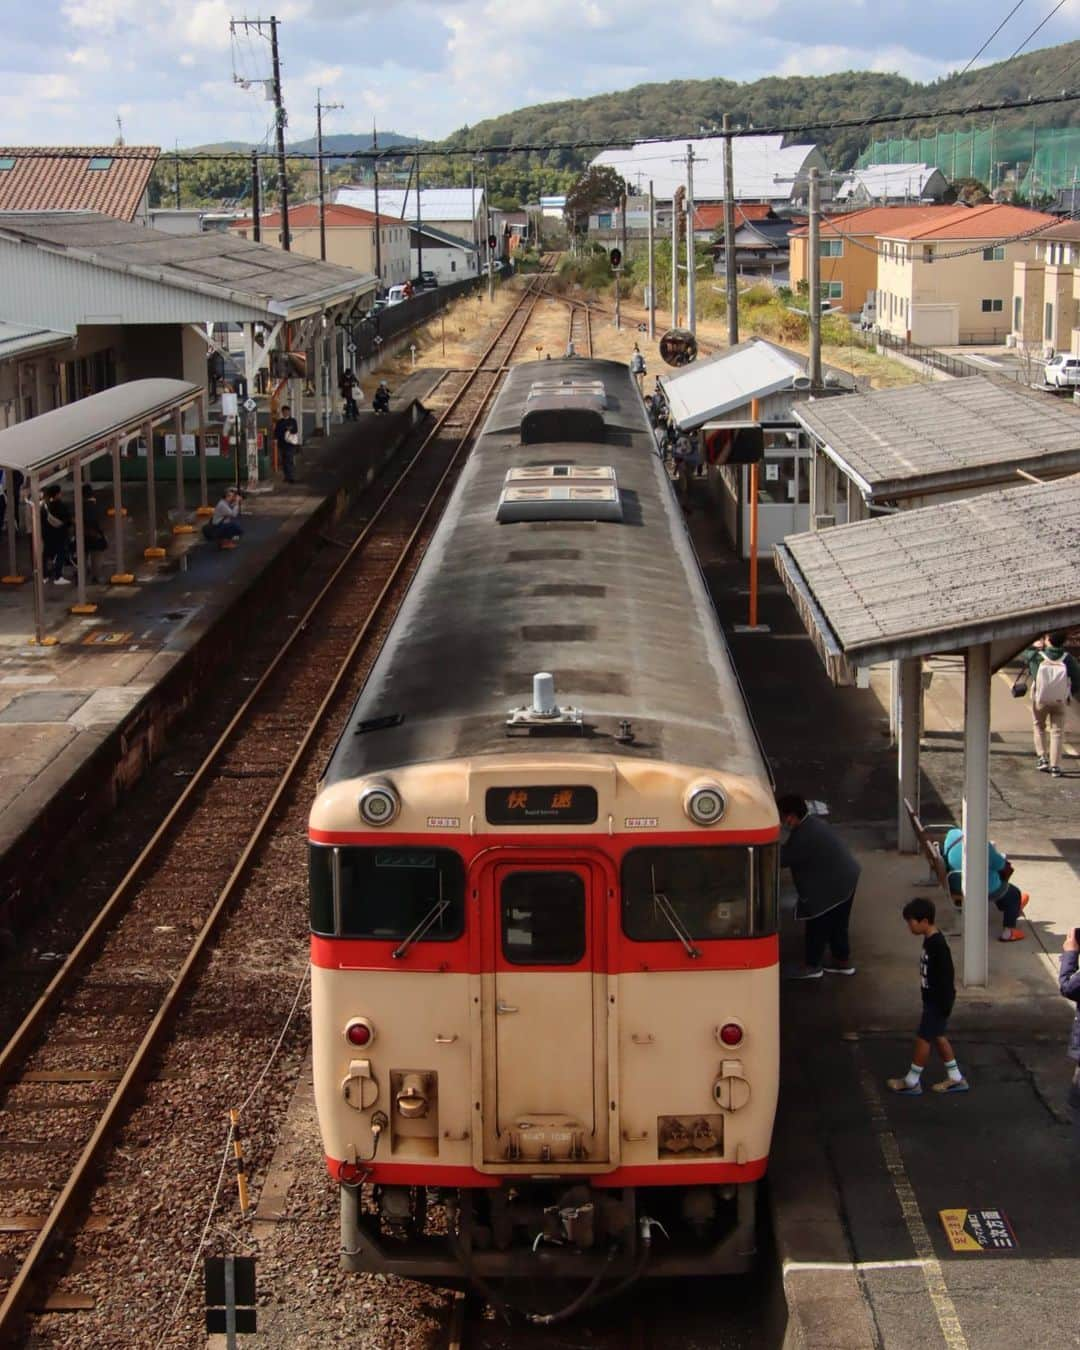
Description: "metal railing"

(349, 275), (484, 361)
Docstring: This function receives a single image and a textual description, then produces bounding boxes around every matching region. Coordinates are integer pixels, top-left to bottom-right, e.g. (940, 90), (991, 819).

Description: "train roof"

(322, 358), (770, 788)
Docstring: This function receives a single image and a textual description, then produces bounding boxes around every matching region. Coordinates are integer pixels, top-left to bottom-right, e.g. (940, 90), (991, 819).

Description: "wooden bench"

(902, 798), (961, 908)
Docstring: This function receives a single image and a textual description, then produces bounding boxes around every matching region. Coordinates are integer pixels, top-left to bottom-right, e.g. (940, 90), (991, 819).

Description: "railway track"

(0, 266), (553, 1342)
(565, 297), (593, 358)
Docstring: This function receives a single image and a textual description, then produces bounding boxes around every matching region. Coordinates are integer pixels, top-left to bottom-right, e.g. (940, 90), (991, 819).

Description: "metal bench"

(902, 798), (961, 908)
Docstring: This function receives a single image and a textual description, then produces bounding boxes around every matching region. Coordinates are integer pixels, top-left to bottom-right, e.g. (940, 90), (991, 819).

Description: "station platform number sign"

(939, 1208), (1017, 1252)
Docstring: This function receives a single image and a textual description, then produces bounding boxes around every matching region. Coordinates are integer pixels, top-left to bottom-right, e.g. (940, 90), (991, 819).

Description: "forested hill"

(437, 39), (1080, 173)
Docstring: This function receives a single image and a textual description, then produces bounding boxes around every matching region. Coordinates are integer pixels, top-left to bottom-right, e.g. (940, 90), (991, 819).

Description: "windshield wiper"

(650, 866), (701, 959)
(392, 899), (450, 960)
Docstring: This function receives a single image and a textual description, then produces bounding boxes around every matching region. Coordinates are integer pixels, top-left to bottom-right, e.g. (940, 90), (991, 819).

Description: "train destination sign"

(486, 786), (598, 825)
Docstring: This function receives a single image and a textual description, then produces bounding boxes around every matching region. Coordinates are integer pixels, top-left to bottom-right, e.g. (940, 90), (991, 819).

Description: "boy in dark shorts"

(887, 897), (969, 1096)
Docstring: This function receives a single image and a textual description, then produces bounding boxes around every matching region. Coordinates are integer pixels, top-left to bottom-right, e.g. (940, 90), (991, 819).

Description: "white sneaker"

(52, 576), (72, 586)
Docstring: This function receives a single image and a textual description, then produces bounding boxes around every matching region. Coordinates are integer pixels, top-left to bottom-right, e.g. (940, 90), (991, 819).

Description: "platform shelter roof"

(0, 320), (73, 361)
(774, 476), (1080, 683)
(794, 374), (1080, 503)
(0, 378), (201, 477)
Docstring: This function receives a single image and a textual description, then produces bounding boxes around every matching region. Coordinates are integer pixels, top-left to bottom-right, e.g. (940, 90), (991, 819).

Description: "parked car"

(1043, 353), (1080, 388)
(386, 285), (408, 306)
(416, 270), (438, 291)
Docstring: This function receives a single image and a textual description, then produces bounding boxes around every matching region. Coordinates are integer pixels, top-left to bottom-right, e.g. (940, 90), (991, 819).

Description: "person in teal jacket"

(942, 828), (1027, 942)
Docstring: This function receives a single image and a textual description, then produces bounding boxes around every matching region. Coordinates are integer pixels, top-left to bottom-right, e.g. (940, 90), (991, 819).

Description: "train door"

(477, 855), (610, 1167)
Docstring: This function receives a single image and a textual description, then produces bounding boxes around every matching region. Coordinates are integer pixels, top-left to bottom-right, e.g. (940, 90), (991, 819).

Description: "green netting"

(856, 126), (1080, 198)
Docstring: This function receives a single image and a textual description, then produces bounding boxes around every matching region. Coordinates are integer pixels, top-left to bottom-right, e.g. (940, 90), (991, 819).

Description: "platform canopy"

(793, 374), (1080, 504)
(0, 378), (201, 477)
(774, 475), (1080, 684)
(660, 338), (854, 431)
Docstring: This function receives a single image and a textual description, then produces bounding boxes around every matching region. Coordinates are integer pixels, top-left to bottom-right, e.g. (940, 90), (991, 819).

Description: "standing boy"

(888, 897), (969, 1095)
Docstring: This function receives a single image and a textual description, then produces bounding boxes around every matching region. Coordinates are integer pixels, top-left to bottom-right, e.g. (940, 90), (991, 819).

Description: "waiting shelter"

(794, 374), (1080, 527)
(0, 378), (205, 643)
(774, 476), (1080, 986)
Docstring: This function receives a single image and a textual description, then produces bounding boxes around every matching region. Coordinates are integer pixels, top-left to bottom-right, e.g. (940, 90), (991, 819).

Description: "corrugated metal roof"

(333, 187), (483, 221)
(0, 378), (200, 474)
(0, 146), (157, 221)
(794, 375), (1080, 500)
(0, 320), (73, 360)
(0, 212), (375, 321)
(775, 476), (1080, 672)
(837, 163), (946, 200)
(590, 136), (820, 202)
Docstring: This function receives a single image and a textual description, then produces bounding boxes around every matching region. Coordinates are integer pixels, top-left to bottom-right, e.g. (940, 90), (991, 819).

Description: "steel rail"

(0, 266), (552, 1341)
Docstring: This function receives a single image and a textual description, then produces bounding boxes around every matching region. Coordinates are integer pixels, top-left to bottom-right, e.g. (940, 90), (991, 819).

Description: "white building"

(836, 163), (949, 206)
(334, 187), (485, 246)
(411, 224), (478, 284)
(589, 136), (828, 208)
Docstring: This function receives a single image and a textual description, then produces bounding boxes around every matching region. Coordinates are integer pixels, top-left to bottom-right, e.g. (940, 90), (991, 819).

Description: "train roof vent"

(521, 400), (607, 445)
(496, 466), (622, 523)
(527, 379), (607, 407)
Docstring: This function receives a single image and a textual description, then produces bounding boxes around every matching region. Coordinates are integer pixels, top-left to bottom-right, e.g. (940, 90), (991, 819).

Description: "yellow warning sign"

(940, 1208), (1017, 1252)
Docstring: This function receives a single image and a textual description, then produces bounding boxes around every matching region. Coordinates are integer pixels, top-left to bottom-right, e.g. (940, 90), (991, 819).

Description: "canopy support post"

(70, 454), (93, 613)
(3, 463), (20, 582)
(29, 472), (51, 645)
(110, 437), (133, 583)
(196, 394), (212, 517)
(897, 656), (921, 852)
(173, 407), (193, 534)
(144, 419), (164, 559)
(961, 641), (991, 987)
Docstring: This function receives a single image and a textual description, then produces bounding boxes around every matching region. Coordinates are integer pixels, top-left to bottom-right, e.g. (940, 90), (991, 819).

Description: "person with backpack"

(1017, 631), (1080, 778)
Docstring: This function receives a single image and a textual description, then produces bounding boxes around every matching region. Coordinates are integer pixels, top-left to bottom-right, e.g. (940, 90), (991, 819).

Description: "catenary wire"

(1007, 0), (1071, 60)
(959, 0), (1028, 76)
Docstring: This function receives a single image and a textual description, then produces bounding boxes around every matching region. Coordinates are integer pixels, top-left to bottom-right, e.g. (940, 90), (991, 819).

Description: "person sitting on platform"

(203, 487), (244, 547)
(941, 827), (1028, 942)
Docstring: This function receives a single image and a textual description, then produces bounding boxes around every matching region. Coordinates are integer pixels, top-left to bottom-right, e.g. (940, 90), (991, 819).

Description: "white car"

(1044, 353), (1080, 388)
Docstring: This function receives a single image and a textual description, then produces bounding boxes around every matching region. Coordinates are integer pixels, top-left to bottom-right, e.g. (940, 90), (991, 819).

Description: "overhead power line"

(1007, 0), (1071, 60)
(959, 0), (1027, 77)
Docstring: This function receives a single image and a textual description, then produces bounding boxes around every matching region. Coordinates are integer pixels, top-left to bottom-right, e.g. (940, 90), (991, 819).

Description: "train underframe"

(340, 1177), (757, 1289)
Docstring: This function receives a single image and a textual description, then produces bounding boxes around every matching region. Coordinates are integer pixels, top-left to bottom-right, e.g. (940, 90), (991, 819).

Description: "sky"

(4, 0), (1080, 150)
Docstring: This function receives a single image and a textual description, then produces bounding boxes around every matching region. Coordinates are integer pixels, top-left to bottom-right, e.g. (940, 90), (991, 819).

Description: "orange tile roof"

(231, 202), (400, 231)
(878, 202), (1058, 240)
(0, 146), (158, 221)
(789, 204), (958, 239)
(694, 202), (774, 230)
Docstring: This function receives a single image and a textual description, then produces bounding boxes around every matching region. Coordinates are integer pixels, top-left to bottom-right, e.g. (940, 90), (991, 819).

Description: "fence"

(865, 328), (1027, 381)
(348, 275), (483, 362)
(857, 125), (1080, 198)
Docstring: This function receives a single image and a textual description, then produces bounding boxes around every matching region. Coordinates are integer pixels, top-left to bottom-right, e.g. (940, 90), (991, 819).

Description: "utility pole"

(250, 150), (261, 242)
(231, 15), (291, 249)
(647, 179), (656, 340)
(485, 158), (494, 304)
(469, 160), (477, 275)
(808, 166), (822, 388)
(685, 144), (697, 338)
(615, 191), (626, 331)
(671, 186), (684, 328)
(723, 114), (738, 347)
(415, 150), (423, 282)
(173, 143), (181, 209)
(372, 121), (382, 289)
(316, 89), (343, 262)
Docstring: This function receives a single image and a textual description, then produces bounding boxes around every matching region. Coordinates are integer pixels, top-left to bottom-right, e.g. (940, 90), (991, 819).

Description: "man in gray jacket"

(777, 793), (861, 980)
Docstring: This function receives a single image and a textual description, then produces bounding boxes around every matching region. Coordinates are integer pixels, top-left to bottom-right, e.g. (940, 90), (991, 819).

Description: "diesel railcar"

(309, 358), (778, 1299)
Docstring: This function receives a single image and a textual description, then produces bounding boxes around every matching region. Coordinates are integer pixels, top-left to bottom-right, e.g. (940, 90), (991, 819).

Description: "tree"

(563, 165), (627, 235)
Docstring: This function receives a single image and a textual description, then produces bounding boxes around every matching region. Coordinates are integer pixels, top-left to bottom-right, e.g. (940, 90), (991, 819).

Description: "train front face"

(311, 760), (778, 1280)
(309, 357), (779, 1282)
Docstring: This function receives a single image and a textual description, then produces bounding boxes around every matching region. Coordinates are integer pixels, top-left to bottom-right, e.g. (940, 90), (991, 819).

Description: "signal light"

(718, 1022), (744, 1047)
(609, 247), (622, 268)
(345, 1017), (375, 1047)
(488, 234), (498, 251)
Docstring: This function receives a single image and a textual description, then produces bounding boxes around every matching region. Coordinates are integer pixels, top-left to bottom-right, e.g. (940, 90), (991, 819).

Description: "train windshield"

(309, 845), (465, 940)
(621, 845), (777, 941)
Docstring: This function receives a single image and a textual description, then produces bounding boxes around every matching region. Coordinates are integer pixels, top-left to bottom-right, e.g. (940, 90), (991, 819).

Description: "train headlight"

(345, 1017), (376, 1047)
(358, 780), (400, 827)
(685, 781), (726, 826)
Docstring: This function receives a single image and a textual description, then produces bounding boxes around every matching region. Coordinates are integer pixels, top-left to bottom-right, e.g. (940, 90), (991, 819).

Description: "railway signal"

(488, 234), (497, 251)
(609, 247), (622, 269)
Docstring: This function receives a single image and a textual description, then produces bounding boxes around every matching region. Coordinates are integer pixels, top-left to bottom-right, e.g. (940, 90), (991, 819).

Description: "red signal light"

(719, 1022), (743, 1047)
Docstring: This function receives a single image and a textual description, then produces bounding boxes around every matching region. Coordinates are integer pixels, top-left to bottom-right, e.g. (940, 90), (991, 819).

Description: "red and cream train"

(309, 357), (779, 1297)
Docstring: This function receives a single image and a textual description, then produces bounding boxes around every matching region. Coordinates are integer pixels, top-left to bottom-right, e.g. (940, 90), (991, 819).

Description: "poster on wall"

(164, 433), (197, 457)
(134, 436), (148, 458)
(204, 431), (222, 457)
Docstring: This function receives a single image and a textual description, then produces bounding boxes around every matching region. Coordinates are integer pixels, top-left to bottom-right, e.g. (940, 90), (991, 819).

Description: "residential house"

(231, 203), (411, 289)
(704, 206), (807, 282)
(790, 205), (960, 316)
(836, 163), (949, 206)
(875, 203), (1057, 345)
(0, 145), (158, 224)
(590, 136), (829, 209)
(410, 223), (478, 284)
(1011, 217), (1080, 353)
(334, 187), (486, 248)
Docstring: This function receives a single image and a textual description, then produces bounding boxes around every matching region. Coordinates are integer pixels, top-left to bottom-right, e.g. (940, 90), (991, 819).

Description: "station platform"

(697, 509), (1079, 1349)
(0, 378), (439, 930)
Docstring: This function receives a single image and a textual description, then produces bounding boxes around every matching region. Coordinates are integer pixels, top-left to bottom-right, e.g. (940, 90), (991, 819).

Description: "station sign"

(486, 786), (598, 825)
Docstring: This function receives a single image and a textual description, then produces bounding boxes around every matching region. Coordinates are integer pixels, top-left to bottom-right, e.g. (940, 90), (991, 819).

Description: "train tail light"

(717, 1021), (744, 1047)
(345, 1017), (375, 1047)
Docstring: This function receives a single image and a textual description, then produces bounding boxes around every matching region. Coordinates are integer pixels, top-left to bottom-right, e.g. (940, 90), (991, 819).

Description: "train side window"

(621, 847), (750, 941)
(313, 847), (465, 940)
(501, 871), (586, 965)
(755, 844), (779, 935)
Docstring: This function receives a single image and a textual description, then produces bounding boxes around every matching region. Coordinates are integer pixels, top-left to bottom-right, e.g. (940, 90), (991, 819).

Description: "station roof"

(661, 338), (855, 430)
(591, 136), (820, 202)
(0, 319), (73, 361)
(794, 374), (1080, 502)
(774, 476), (1080, 683)
(0, 212), (376, 327)
(0, 378), (201, 476)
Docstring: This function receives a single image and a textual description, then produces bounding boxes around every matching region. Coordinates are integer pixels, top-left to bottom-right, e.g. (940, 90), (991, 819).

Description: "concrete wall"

(1012, 260), (1047, 350)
